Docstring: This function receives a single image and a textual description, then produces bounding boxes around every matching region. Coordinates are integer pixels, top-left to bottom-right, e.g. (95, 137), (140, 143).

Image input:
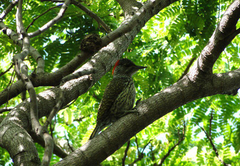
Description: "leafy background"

(0, 0), (240, 165)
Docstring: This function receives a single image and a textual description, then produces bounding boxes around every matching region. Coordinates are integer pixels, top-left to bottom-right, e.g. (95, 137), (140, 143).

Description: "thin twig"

(129, 137), (151, 166)
(0, 64), (13, 77)
(197, 118), (230, 166)
(209, 110), (214, 138)
(122, 140), (130, 166)
(72, 0), (111, 33)
(178, 56), (197, 81)
(159, 122), (186, 166)
(65, 131), (74, 152)
(28, 0), (71, 38)
(26, 4), (63, 32)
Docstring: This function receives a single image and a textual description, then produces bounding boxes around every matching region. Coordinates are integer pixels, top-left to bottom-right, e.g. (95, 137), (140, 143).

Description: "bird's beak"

(136, 65), (147, 70)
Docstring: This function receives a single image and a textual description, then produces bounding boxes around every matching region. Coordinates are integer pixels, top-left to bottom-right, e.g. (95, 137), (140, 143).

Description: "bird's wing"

(97, 76), (131, 123)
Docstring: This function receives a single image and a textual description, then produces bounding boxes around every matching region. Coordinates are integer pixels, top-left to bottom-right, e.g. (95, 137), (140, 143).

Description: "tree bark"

(0, 0), (239, 165)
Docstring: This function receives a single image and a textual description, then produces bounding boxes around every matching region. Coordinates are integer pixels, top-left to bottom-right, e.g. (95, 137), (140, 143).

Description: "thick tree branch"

(188, 0), (240, 82)
(0, 0), (179, 165)
(116, 0), (143, 17)
(54, 67), (240, 165)
(3, 0), (239, 165)
(14, 1), (54, 165)
(0, 0), (178, 106)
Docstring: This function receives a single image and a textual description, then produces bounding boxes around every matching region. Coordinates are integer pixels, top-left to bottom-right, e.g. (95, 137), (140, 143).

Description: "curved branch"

(188, 0), (240, 81)
(26, 4), (63, 32)
(28, 0), (71, 38)
(1, 24), (45, 74)
(72, 0), (111, 33)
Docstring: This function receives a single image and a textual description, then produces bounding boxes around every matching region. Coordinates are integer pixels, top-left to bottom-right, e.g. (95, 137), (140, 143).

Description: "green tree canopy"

(0, 0), (240, 165)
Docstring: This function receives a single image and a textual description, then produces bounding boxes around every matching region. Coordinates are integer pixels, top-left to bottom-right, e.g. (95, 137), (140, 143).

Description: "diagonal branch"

(0, 1), (180, 165)
(28, 0), (71, 38)
(0, 0), (179, 106)
(72, 0), (111, 33)
(178, 56), (197, 81)
(197, 116), (230, 166)
(0, 64), (13, 77)
(26, 4), (63, 32)
(188, 0), (240, 81)
(158, 122), (186, 166)
(0, 1), (18, 21)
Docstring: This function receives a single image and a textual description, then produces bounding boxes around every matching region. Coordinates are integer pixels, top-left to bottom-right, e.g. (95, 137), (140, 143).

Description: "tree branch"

(0, 64), (13, 77)
(116, 0), (143, 18)
(178, 56), (196, 81)
(54, 65), (240, 165)
(0, 0), (178, 106)
(0, 107), (14, 114)
(0, 1), (180, 164)
(122, 141), (130, 166)
(26, 4), (63, 32)
(28, 0), (71, 38)
(0, 1), (18, 21)
(1, 24), (45, 74)
(188, 0), (240, 81)
(198, 115), (230, 166)
(72, 0), (111, 33)
(129, 137), (151, 166)
(158, 122), (186, 166)
(30, 131), (68, 158)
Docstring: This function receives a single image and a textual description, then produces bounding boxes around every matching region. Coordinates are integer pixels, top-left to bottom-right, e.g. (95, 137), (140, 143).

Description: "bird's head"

(112, 58), (146, 77)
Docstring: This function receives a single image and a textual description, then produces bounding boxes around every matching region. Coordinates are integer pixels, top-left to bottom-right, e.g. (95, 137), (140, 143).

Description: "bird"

(89, 58), (146, 139)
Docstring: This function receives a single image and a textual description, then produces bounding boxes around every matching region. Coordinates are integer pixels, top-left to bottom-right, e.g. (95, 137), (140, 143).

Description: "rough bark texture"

(0, 0), (239, 165)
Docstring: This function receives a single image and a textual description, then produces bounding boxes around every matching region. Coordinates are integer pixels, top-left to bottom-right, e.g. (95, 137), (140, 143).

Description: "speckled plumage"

(89, 59), (146, 139)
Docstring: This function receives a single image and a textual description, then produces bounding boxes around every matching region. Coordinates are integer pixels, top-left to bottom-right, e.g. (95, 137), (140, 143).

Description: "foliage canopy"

(0, 0), (240, 165)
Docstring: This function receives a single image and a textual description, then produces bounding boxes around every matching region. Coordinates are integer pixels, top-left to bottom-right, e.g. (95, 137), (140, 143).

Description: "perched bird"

(89, 58), (146, 139)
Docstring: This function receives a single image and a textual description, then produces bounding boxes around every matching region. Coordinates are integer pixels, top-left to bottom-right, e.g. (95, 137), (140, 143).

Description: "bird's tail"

(89, 124), (101, 140)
